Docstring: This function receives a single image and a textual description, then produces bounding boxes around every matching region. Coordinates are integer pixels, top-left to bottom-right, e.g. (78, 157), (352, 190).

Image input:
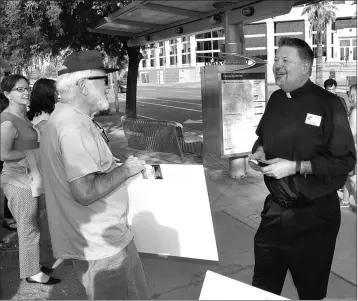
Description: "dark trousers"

(252, 193), (340, 300)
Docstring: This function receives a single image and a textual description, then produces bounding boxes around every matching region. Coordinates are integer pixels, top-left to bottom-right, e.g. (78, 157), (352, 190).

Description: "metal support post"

(224, 11), (247, 178)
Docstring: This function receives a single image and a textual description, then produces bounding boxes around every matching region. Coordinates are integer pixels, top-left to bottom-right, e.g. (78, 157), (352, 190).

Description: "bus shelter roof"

(91, 0), (320, 47)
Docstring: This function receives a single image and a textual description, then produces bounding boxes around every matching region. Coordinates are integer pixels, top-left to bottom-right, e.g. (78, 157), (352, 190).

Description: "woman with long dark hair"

(0, 75), (60, 285)
(27, 78), (58, 141)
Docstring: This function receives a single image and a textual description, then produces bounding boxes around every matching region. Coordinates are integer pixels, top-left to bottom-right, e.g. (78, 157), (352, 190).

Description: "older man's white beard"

(89, 94), (109, 111)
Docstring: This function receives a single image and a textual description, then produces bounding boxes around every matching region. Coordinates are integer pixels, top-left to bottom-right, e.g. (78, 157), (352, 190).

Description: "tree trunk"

(316, 32), (324, 87)
(113, 70), (119, 112)
(111, 58), (119, 112)
(125, 45), (143, 118)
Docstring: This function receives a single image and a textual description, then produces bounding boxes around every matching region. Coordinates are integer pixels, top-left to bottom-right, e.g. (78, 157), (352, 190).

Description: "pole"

(112, 60), (119, 112)
(224, 11), (248, 178)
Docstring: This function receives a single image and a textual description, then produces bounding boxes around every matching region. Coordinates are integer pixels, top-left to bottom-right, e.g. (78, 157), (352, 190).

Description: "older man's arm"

(59, 127), (144, 206)
(69, 156), (144, 206)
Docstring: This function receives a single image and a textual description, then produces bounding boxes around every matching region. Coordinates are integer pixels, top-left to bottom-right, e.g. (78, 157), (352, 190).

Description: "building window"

(275, 20), (304, 33)
(246, 37), (267, 48)
(182, 36), (191, 65)
(244, 23), (266, 35)
(353, 39), (357, 60)
(340, 39), (350, 47)
(149, 44), (155, 68)
(274, 20), (305, 46)
(275, 34), (305, 46)
(196, 52), (219, 64)
(158, 42), (165, 67)
(197, 40), (212, 51)
(169, 39), (177, 66)
(334, 18), (357, 30)
(195, 29), (224, 64)
(195, 32), (211, 39)
(246, 49), (267, 60)
(339, 38), (356, 61)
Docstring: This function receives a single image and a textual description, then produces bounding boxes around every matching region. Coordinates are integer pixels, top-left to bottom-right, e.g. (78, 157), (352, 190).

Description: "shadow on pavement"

(94, 111), (124, 135)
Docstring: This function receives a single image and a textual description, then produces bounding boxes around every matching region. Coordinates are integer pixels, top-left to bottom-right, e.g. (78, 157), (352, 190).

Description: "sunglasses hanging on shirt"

(92, 120), (110, 143)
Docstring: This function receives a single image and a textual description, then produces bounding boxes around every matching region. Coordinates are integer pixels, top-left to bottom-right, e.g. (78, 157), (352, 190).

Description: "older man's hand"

(261, 158), (296, 179)
(122, 155), (145, 178)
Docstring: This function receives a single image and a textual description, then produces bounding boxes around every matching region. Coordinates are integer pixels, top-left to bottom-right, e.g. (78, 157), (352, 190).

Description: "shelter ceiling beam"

(127, 0), (259, 47)
(128, 0), (256, 40)
(139, 3), (207, 18)
(227, 0), (294, 25)
(127, 0), (297, 47)
(92, 0), (318, 47)
(104, 18), (161, 28)
(87, 27), (134, 37)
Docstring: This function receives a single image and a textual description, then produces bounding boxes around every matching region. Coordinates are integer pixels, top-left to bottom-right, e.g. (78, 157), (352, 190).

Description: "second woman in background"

(27, 78), (58, 141)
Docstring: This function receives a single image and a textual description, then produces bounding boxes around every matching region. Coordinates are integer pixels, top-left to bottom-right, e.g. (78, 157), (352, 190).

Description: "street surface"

(110, 83), (203, 130)
(109, 82), (350, 130)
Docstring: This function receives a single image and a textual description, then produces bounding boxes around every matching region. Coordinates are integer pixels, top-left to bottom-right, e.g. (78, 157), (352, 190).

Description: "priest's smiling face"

(273, 46), (310, 93)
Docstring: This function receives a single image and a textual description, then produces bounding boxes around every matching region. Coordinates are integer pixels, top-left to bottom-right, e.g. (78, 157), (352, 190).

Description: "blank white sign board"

(126, 164), (218, 261)
(199, 271), (289, 300)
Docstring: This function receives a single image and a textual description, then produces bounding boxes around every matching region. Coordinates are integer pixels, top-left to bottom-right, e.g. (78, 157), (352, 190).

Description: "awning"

(91, 0), (321, 47)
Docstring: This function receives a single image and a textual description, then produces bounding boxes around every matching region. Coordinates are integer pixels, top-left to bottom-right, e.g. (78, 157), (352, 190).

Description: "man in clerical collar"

(249, 37), (356, 299)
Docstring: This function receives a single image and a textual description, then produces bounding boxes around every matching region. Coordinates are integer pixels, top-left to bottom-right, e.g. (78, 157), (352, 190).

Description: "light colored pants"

(3, 184), (41, 278)
(72, 240), (149, 300)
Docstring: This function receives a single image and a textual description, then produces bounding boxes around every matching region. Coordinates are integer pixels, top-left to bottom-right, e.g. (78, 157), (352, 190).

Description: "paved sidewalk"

(0, 111), (356, 300)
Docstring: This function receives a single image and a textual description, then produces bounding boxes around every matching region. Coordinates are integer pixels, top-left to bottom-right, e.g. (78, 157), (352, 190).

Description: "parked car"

(118, 79), (127, 93)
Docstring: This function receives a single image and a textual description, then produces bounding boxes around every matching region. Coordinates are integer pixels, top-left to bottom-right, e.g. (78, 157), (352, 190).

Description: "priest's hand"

(248, 147), (266, 172)
(261, 158), (296, 179)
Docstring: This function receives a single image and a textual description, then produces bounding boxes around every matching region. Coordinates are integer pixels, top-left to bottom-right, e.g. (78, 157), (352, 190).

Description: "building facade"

(138, 1), (357, 85)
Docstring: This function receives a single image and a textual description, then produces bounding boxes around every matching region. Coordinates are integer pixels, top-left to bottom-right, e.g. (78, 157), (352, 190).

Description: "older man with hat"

(40, 50), (149, 300)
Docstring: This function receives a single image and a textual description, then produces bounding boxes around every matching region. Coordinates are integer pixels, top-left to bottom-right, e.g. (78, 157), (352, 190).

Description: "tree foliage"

(302, 0), (337, 87)
(0, 0), (132, 73)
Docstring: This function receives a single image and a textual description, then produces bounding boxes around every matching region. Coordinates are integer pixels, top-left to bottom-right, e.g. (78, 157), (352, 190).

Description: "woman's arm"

(0, 121), (26, 161)
(349, 108), (357, 139)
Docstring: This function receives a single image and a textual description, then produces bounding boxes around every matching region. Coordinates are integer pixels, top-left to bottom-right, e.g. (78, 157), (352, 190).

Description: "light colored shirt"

(0, 112), (39, 189)
(40, 102), (133, 260)
(32, 111), (51, 142)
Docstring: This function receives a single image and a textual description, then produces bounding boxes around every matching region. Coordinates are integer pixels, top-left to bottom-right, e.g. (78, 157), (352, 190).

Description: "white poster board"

(199, 271), (288, 300)
(220, 73), (266, 157)
(126, 164), (218, 261)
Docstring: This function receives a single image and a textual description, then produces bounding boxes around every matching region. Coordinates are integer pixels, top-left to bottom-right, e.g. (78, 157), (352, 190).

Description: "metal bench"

(121, 116), (203, 162)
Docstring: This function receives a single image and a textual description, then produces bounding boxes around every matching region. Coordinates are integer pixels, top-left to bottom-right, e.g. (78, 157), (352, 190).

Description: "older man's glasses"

(12, 87), (31, 93)
(77, 76), (109, 86)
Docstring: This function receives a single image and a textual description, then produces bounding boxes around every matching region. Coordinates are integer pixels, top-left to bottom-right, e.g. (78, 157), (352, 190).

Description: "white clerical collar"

(286, 92), (292, 98)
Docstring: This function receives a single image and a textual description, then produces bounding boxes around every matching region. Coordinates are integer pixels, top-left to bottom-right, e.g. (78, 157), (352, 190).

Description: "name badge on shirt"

(305, 113), (322, 127)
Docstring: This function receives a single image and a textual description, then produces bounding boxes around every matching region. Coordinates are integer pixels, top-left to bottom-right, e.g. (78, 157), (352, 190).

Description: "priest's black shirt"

(253, 79), (356, 202)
